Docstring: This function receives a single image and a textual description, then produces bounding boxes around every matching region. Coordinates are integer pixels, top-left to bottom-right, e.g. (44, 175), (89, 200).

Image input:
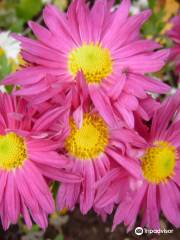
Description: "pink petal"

(146, 184), (160, 229)
(80, 160), (95, 214)
(5, 173), (20, 223)
(89, 85), (118, 127)
(107, 148), (142, 178)
(160, 182), (180, 227)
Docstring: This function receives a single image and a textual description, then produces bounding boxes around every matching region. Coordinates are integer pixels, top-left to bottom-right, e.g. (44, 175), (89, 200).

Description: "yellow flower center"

(0, 133), (27, 171)
(142, 141), (177, 184)
(65, 114), (109, 160)
(68, 43), (113, 84)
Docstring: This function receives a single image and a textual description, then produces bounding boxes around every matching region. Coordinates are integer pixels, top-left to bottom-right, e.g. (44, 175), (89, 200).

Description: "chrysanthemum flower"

(168, 15), (180, 79)
(4, 0), (170, 128)
(0, 93), (80, 230)
(96, 91), (180, 231)
(55, 101), (146, 215)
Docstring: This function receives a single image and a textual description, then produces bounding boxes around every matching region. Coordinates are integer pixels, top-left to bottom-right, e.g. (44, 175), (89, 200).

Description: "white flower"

(0, 31), (21, 64)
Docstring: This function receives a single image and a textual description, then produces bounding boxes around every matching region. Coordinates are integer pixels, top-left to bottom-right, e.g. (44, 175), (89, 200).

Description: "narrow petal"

(37, 163), (82, 183)
(160, 182), (180, 227)
(80, 160), (95, 214)
(146, 184), (160, 229)
(107, 148), (142, 178)
(32, 106), (68, 131)
(29, 151), (68, 168)
(5, 173), (20, 223)
(89, 85), (118, 127)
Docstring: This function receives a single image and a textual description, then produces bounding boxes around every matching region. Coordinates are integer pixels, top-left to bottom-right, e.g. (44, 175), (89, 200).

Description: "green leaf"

(10, 18), (24, 32)
(31, 224), (40, 232)
(16, 0), (43, 21)
(54, 234), (64, 240)
(52, 181), (60, 199)
(0, 54), (12, 81)
(5, 85), (13, 93)
(148, 0), (156, 9)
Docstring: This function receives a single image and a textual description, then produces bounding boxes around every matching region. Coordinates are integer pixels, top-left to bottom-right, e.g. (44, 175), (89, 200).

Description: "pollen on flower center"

(142, 141), (177, 184)
(65, 114), (109, 160)
(0, 132), (27, 170)
(68, 43), (113, 84)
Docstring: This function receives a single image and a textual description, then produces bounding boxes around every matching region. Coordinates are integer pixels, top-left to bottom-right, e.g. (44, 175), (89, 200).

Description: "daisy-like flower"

(0, 93), (80, 230)
(0, 31), (24, 72)
(4, 0), (170, 128)
(168, 15), (180, 80)
(97, 91), (180, 231)
(54, 97), (147, 215)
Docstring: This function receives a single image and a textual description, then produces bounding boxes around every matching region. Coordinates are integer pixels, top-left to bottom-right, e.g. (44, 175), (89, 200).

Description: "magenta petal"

(160, 182), (180, 227)
(107, 148), (142, 178)
(89, 85), (118, 127)
(21, 200), (32, 229)
(5, 173), (20, 224)
(146, 184), (160, 229)
(15, 168), (39, 212)
(57, 183), (76, 211)
(79, 160), (95, 214)
(37, 163), (82, 183)
(0, 172), (8, 204)
(32, 106), (68, 131)
(22, 165), (54, 214)
(29, 151), (68, 168)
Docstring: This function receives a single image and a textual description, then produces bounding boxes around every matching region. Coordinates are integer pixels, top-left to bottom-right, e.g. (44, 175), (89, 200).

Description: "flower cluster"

(0, 0), (180, 232)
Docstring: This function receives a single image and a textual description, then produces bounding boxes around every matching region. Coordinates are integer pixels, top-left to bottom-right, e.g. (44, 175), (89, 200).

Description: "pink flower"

(0, 93), (80, 230)
(96, 91), (180, 231)
(54, 100), (146, 215)
(94, 167), (137, 221)
(168, 16), (180, 79)
(4, 0), (170, 128)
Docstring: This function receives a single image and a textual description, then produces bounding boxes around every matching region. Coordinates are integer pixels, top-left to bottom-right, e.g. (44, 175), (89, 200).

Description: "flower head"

(95, 91), (180, 231)
(54, 100), (146, 215)
(0, 93), (80, 230)
(4, 0), (170, 128)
